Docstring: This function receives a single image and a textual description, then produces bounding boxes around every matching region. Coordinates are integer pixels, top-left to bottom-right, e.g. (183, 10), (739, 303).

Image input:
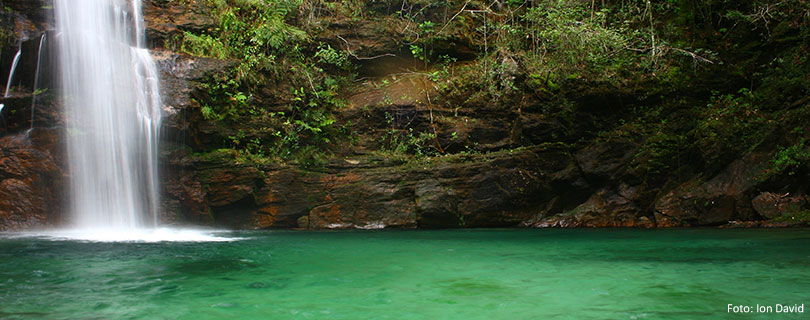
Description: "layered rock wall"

(1, 1), (808, 230)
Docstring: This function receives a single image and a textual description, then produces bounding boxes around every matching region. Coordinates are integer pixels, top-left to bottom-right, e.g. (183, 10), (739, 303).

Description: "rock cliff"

(1, 0), (808, 230)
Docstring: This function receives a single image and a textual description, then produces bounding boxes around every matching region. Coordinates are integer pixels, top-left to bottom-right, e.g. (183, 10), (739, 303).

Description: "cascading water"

(4, 47), (22, 97)
(30, 33), (47, 129)
(55, 0), (162, 229)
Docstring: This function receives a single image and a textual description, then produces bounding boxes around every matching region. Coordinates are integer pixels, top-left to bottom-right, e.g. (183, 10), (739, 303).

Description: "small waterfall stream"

(55, 0), (162, 229)
(30, 33), (47, 129)
(4, 47), (22, 97)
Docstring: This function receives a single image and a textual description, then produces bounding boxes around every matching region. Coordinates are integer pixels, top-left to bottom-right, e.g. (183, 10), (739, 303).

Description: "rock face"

(151, 50), (232, 138)
(142, 0), (217, 49)
(0, 129), (66, 230)
(164, 138), (787, 229)
(0, 0), (55, 102)
(654, 153), (770, 226)
(0, 0), (52, 41)
(0, 1), (64, 231)
(165, 144), (578, 229)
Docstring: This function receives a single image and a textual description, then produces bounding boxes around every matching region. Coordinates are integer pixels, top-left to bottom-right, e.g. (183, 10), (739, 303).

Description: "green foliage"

(172, 0), (309, 88)
(197, 75), (251, 121)
(180, 32), (228, 59)
(381, 112), (440, 158)
(632, 131), (689, 177)
(523, 2), (631, 74)
(432, 0), (665, 107)
(314, 44), (348, 69)
(171, 0), (810, 175)
(294, 145), (329, 168)
(170, 0), (356, 167)
(694, 89), (771, 166)
(409, 45), (425, 62)
(764, 138), (810, 178)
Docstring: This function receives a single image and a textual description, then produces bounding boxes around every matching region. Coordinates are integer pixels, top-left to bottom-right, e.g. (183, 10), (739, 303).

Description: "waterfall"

(4, 48), (22, 97)
(31, 33), (46, 129)
(55, 0), (162, 229)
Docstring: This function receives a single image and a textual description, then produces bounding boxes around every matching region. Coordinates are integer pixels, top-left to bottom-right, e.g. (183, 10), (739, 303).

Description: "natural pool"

(0, 229), (808, 319)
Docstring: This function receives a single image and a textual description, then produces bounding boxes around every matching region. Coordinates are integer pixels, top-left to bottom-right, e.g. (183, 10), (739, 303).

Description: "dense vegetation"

(167, 0), (810, 185)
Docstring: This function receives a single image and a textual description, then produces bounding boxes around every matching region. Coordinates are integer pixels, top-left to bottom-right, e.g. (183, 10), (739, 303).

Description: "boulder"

(654, 153), (770, 226)
(532, 185), (651, 228)
(751, 192), (808, 219)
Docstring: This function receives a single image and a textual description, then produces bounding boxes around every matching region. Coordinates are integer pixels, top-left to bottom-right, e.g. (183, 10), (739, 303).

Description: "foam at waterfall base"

(1, 228), (240, 242)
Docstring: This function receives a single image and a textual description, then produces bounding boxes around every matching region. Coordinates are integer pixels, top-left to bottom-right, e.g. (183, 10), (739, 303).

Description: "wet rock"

(172, 144), (596, 230)
(1, 92), (63, 137)
(319, 18), (402, 61)
(153, 50), (234, 225)
(722, 220), (802, 228)
(151, 50), (232, 138)
(654, 153), (770, 226)
(296, 215), (309, 229)
(574, 140), (637, 182)
(519, 114), (567, 145)
(308, 171), (417, 229)
(635, 216), (655, 228)
(201, 166), (263, 207)
(532, 186), (649, 228)
(653, 212), (683, 228)
(163, 171), (210, 224)
(414, 179), (460, 227)
(0, 0), (53, 98)
(0, 130), (66, 230)
(1, 0), (52, 41)
(256, 169), (326, 228)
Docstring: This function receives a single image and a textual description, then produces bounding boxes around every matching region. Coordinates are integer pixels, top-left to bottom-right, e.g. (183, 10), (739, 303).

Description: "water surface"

(1, 229), (808, 319)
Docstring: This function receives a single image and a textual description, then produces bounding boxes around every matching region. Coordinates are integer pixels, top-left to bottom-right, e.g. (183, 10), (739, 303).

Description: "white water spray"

(55, 0), (162, 229)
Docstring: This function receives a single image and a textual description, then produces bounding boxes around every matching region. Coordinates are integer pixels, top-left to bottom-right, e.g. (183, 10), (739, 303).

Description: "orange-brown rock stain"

(311, 203), (344, 227)
(306, 173), (363, 228)
(254, 207), (278, 228)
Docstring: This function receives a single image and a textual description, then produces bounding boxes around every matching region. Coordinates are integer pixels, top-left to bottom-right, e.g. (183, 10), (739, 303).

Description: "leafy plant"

(171, 0), (355, 167)
(763, 138), (810, 178)
(381, 112), (440, 158)
(314, 43), (348, 69)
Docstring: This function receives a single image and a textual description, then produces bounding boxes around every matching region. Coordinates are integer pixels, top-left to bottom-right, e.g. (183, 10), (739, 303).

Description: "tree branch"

(336, 35), (396, 60)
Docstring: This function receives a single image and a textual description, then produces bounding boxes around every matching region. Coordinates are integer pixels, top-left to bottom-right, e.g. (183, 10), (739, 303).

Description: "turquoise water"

(1, 229), (808, 319)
